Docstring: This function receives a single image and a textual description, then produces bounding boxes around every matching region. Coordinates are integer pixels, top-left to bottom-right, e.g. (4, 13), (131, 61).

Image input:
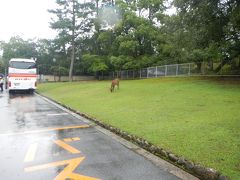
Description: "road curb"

(36, 92), (228, 180)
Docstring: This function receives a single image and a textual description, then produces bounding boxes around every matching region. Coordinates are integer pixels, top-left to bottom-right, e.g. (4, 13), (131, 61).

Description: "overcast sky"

(0, 0), (176, 42)
(0, 0), (57, 42)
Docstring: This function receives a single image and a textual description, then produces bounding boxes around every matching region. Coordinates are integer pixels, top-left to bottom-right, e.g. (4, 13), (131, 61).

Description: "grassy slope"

(38, 77), (240, 179)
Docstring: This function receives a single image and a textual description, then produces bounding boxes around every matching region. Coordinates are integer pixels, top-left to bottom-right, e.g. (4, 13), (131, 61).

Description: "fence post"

(147, 68), (149, 78)
(165, 65), (167, 76)
(221, 60), (223, 75)
(155, 66), (158, 78)
(202, 62), (205, 75)
(188, 63), (191, 76)
(176, 64), (178, 76)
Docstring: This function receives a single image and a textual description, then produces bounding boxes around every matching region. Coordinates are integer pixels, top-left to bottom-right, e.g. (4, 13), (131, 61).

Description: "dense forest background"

(0, 0), (239, 79)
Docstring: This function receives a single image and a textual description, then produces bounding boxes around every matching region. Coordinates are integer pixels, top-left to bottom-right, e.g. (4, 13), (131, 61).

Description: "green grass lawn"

(38, 77), (240, 179)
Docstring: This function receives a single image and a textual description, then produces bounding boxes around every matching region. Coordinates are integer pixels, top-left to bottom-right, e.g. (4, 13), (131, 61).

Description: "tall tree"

(173, 0), (240, 72)
(49, 0), (94, 81)
(35, 39), (57, 75)
(137, 0), (165, 22)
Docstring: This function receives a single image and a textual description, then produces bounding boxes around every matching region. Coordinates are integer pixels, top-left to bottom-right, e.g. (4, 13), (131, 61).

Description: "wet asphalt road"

(0, 91), (195, 180)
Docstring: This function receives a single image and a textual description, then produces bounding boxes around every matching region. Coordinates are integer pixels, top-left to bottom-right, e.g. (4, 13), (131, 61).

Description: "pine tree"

(49, 0), (94, 81)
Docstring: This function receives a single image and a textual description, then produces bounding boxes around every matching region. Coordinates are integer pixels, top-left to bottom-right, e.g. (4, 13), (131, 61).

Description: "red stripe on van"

(8, 73), (37, 78)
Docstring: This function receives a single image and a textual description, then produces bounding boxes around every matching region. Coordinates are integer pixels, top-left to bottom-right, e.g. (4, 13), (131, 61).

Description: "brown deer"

(110, 78), (119, 92)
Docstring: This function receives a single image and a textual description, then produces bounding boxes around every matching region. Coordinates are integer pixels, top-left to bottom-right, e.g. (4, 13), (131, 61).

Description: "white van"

(8, 58), (37, 93)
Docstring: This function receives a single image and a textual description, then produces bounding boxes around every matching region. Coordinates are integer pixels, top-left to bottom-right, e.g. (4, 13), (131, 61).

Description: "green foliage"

(49, 0), (94, 37)
(138, 0), (165, 21)
(90, 61), (109, 72)
(1, 0), (239, 75)
(45, 0), (239, 74)
(110, 55), (127, 70)
(97, 31), (115, 55)
(137, 55), (159, 67)
(82, 54), (109, 73)
(50, 66), (68, 76)
(36, 39), (57, 75)
(49, 0), (95, 80)
(0, 36), (37, 62)
(0, 58), (5, 73)
(119, 40), (138, 56)
(173, 0), (240, 71)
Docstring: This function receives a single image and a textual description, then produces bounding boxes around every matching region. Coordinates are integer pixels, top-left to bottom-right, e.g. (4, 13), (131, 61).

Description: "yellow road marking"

(24, 157), (100, 180)
(63, 138), (72, 142)
(55, 140), (80, 154)
(0, 125), (90, 136)
(72, 137), (80, 141)
(24, 143), (38, 162)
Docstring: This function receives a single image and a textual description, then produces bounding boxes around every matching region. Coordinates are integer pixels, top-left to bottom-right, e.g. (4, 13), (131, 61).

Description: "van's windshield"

(9, 61), (36, 69)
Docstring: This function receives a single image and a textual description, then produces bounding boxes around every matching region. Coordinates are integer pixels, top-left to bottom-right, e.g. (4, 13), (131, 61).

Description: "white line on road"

(0, 125), (90, 136)
(47, 113), (68, 116)
(24, 143), (38, 162)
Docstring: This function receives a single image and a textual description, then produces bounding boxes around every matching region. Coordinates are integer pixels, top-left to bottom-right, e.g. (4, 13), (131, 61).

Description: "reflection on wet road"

(0, 92), (87, 133)
(0, 91), (187, 180)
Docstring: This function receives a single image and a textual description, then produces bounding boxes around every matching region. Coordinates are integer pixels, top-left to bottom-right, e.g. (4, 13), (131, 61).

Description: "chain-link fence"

(100, 61), (240, 80)
(107, 63), (195, 80)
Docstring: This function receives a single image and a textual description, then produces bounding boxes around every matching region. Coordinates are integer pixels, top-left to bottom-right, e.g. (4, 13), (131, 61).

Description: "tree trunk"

(208, 60), (213, 71)
(95, 0), (100, 54)
(58, 65), (61, 82)
(69, 42), (75, 82)
(96, 0), (99, 15)
(231, 59), (237, 70)
(215, 59), (228, 73)
(196, 62), (202, 73)
(148, 6), (153, 23)
(148, 8), (151, 22)
(215, 53), (239, 73)
(69, 0), (76, 82)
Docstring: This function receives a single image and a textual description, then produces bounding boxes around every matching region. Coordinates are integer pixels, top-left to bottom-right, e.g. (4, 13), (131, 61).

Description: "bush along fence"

(99, 62), (240, 80)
